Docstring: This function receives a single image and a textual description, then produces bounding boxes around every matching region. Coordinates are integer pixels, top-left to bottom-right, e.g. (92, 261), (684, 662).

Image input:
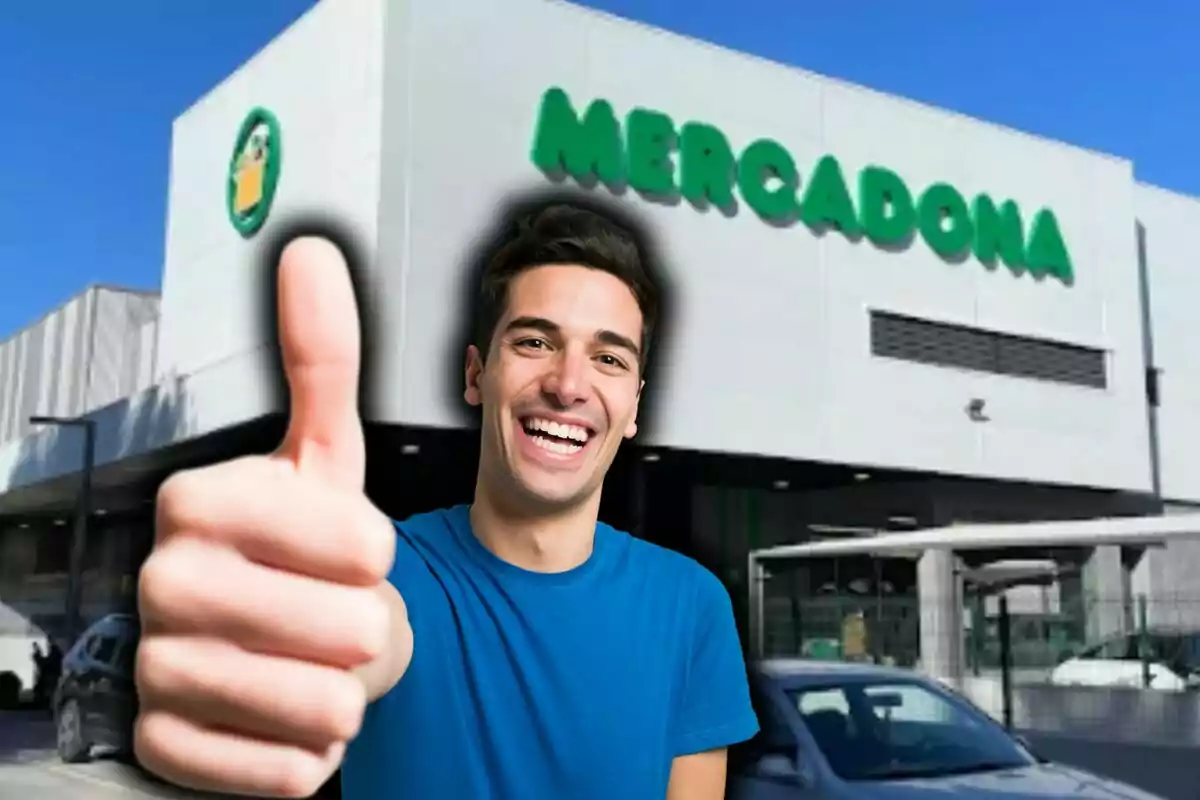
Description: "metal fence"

(760, 570), (1200, 732)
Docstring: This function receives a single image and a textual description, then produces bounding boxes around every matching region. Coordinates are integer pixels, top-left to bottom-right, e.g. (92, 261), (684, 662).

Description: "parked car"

(1049, 628), (1200, 691)
(53, 613), (140, 763)
(730, 658), (1166, 799)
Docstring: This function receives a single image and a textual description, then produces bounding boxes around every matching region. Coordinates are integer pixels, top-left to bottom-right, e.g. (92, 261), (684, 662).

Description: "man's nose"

(541, 350), (590, 406)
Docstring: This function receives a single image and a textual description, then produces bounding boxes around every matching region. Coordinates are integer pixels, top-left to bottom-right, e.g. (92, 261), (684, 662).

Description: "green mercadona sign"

(530, 87), (1073, 286)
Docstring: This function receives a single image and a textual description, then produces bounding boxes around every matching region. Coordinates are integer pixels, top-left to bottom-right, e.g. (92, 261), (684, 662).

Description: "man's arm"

(669, 568), (759, 793)
(667, 749), (729, 800)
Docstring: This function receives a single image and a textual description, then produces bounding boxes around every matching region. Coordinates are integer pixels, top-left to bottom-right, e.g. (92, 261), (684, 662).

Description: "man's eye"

(597, 354), (628, 370)
(516, 338), (548, 350)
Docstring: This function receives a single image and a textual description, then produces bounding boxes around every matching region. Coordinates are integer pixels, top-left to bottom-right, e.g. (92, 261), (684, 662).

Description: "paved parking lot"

(2, 757), (192, 800)
(0, 711), (216, 800)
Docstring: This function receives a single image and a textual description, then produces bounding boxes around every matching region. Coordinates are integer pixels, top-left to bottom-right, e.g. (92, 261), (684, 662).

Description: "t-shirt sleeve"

(389, 519), (429, 592)
(672, 568), (761, 756)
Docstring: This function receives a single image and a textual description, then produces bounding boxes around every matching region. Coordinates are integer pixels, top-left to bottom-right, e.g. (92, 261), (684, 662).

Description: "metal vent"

(870, 311), (1107, 389)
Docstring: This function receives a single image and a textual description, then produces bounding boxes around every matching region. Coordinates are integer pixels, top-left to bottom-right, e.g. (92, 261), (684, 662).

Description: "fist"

(134, 239), (397, 798)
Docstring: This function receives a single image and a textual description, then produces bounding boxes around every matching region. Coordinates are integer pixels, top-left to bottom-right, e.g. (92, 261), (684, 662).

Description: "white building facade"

(3, 0), (1199, 657)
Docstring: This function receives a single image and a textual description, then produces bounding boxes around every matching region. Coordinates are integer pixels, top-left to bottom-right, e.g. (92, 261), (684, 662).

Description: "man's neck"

(469, 481), (601, 574)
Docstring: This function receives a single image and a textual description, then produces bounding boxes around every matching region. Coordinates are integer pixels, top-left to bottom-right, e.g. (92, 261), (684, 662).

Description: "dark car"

(730, 658), (1166, 800)
(53, 613), (140, 763)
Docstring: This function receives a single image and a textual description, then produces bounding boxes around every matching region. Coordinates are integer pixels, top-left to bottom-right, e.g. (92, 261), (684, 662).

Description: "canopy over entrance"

(746, 513), (1200, 659)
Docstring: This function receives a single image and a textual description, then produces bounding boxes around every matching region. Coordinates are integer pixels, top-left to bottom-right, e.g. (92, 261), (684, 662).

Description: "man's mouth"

(519, 416), (594, 456)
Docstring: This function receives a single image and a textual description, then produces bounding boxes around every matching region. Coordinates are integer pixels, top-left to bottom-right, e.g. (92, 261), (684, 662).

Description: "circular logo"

(226, 107), (282, 238)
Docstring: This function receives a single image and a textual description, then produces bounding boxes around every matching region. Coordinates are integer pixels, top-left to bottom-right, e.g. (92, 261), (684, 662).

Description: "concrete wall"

(0, 287), (159, 447)
(1131, 502), (1200, 627)
(1136, 183), (1200, 504)
(7, 0), (1200, 509)
(371, 0), (1151, 493)
(156, 0), (386, 383)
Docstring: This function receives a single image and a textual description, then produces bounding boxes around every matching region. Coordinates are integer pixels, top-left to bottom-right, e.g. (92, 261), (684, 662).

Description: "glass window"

(90, 635), (119, 666)
(790, 680), (1032, 782)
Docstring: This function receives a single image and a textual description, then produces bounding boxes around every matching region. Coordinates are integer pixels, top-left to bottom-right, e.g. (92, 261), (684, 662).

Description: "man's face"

(465, 264), (644, 511)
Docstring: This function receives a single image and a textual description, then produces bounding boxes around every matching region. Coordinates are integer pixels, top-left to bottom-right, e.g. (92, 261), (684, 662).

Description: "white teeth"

(523, 417), (590, 443)
(530, 435), (583, 456)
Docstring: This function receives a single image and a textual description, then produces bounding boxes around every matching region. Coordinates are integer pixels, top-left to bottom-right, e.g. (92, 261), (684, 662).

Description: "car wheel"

(57, 698), (90, 763)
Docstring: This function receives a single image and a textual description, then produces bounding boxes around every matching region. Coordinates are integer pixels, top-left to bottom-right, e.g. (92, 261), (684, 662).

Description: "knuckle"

(156, 469), (211, 532)
(272, 752), (328, 799)
(321, 672), (368, 742)
(137, 547), (191, 617)
(351, 508), (395, 584)
(136, 553), (171, 615)
(134, 637), (185, 701)
(133, 710), (174, 773)
(351, 589), (390, 661)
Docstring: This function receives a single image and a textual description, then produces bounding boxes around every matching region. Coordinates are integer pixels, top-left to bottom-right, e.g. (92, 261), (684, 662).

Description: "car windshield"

(1150, 633), (1200, 671)
(788, 679), (1033, 782)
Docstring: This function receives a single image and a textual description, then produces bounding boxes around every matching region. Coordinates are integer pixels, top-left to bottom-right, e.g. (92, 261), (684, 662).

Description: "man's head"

(465, 202), (661, 513)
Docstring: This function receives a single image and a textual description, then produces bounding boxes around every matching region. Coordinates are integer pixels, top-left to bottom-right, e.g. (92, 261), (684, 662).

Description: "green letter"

(737, 139), (800, 222)
(859, 166), (916, 246)
(531, 87), (623, 186)
(1025, 209), (1074, 285)
(800, 155), (860, 236)
(972, 195), (1026, 271)
(626, 108), (677, 196)
(679, 122), (736, 211)
(917, 182), (973, 259)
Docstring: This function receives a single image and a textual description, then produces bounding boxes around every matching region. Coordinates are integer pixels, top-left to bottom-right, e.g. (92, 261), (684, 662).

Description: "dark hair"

(472, 202), (662, 374)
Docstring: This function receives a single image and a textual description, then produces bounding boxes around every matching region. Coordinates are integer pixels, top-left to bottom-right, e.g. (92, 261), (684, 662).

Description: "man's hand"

(134, 238), (409, 798)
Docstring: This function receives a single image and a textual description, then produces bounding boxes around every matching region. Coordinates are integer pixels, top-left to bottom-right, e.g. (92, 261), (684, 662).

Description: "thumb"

(274, 236), (366, 490)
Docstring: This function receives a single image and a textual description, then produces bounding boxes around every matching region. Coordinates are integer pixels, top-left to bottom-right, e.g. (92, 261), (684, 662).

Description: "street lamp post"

(29, 415), (97, 646)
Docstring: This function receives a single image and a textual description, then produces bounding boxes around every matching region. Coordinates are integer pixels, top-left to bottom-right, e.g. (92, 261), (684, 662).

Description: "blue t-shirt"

(341, 504), (759, 799)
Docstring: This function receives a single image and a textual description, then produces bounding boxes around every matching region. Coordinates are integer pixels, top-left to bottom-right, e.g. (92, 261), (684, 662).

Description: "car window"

(1185, 635), (1200, 665)
(90, 634), (119, 666)
(1081, 635), (1136, 661)
(112, 641), (137, 676)
(797, 688), (851, 716)
(72, 634), (95, 661)
(863, 684), (958, 724)
(789, 681), (1031, 782)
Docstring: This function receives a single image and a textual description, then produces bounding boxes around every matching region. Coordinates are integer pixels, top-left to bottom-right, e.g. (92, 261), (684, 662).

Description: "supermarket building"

(2, 0), (1200, 666)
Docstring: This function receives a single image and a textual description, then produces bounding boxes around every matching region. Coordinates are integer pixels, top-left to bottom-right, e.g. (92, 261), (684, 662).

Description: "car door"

(70, 632), (106, 724)
(730, 684), (817, 800)
(84, 632), (124, 746)
(105, 634), (139, 747)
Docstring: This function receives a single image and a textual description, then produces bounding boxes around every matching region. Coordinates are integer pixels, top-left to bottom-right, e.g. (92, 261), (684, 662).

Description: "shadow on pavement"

(0, 709), (55, 766)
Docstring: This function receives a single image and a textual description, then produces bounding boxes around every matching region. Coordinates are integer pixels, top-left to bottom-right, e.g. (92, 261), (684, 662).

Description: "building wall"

(0, 287), (159, 447)
(1135, 184), (1200, 504)
(9, 0), (1199, 506)
(156, 0), (386, 383)
(379, 0), (1152, 493)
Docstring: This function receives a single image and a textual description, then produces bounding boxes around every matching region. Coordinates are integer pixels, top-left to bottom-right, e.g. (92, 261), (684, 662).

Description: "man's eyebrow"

(596, 329), (641, 360)
(505, 316), (641, 361)
(504, 316), (561, 336)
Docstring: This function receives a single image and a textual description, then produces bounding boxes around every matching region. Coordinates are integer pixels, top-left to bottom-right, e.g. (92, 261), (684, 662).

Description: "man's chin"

(509, 473), (596, 513)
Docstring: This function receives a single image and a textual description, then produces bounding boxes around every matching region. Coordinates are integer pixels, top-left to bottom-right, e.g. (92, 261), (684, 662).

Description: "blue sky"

(3, 1), (1198, 340)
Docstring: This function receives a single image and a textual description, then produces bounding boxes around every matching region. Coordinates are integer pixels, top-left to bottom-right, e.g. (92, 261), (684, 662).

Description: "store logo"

(227, 107), (282, 238)
(530, 87), (1074, 286)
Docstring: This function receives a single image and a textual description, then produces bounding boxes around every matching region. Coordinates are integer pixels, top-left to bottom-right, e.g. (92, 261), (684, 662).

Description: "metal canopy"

(745, 512), (1200, 659)
(750, 513), (1200, 562)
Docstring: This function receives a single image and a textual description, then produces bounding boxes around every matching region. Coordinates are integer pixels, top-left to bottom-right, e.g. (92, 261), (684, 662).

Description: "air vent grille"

(870, 311), (1107, 389)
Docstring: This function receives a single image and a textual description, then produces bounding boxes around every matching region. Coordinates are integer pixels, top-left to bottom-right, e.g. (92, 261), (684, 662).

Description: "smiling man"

(134, 201), (758, 799)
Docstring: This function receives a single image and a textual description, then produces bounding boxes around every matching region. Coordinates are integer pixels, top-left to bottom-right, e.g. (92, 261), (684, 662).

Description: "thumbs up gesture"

(134, 239), (405, 798)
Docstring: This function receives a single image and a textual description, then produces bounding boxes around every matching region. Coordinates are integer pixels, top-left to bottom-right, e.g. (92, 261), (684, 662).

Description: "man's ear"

(624, 379), (645, 439)
(464, 345), (484, 407)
